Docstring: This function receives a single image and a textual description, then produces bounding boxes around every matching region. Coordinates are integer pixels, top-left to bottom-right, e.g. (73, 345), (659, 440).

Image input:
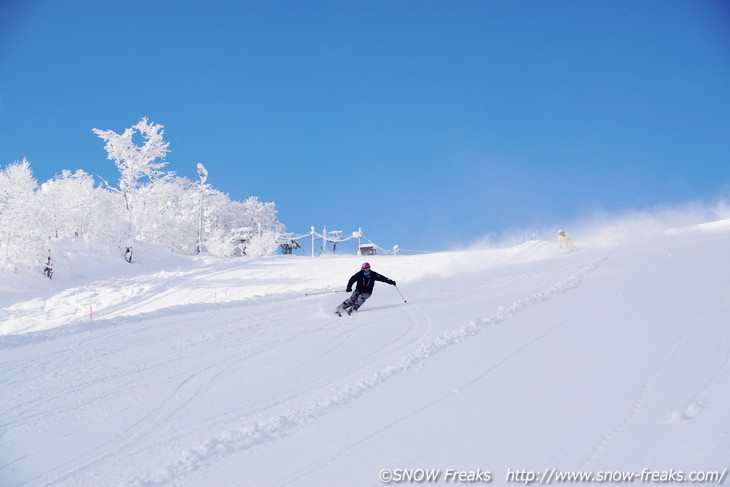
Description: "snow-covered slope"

(1, 223), (729, 486)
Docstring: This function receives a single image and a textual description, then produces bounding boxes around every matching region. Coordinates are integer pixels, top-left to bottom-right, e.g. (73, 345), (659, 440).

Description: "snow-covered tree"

(0, 159), (51, 272)
(196, 194), (284, 257)
(134, 175), (200, 254)
(40, 170), (106, 239)
(240, 196), (284, 256)
(93, 118), (170, 259)
(0, 120), (287, 275)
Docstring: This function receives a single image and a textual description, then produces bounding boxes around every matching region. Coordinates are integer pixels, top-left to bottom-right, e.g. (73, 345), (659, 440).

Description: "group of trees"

(0, 118), (285, 274)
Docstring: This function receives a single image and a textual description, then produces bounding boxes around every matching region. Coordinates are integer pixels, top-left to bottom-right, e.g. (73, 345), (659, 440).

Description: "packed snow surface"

(1, 223), (729, 486)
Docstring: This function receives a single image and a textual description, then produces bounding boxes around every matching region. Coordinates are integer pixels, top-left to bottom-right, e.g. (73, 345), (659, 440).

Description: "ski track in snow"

(284, 316), (579, 487)
(669, 288), (730, 424)
(2, 269), (440, 485)
(5, 228), (730, 486)
(579, 314), (701, 468)
(128, 254), (610, 486)
(578, 252), (730, 469)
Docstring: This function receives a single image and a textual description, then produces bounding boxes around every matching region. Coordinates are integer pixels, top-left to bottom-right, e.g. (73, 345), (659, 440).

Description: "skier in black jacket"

(336, 262), (396, 315)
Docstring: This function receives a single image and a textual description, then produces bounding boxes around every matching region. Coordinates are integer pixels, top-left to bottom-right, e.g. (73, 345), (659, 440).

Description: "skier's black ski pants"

(340, 291), (371, 312)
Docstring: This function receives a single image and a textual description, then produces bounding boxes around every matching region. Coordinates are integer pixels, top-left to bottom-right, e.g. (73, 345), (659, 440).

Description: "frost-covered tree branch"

(93, 118), (171, 260)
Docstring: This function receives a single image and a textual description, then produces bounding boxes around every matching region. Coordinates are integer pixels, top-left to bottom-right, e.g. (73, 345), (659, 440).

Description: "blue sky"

(1, 1), (729, 251)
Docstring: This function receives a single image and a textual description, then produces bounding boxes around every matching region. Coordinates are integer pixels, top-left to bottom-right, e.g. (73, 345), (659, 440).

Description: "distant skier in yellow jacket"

(558, 230), (577, 251)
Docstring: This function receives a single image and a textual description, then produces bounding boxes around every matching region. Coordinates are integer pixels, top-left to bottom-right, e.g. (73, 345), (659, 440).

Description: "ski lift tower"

(353, 228), (364, 255)
(195, 163), (208, 255)
(328, 230), (344, 254)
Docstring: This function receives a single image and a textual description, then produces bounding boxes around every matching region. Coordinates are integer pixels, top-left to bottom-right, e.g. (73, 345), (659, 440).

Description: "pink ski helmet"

(361, 262), (371, 270)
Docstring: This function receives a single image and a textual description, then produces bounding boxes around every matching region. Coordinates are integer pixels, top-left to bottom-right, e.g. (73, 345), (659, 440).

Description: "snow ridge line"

(0, 289), (305, 348)
(128, 254), (610, 487)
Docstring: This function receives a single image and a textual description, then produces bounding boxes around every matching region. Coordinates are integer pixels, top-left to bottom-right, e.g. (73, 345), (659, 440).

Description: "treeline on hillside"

(0, 118), (284, 273)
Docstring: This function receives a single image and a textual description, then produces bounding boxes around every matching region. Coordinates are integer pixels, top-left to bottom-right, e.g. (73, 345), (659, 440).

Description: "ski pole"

(395, 285), (407, 303)
(305, 289), (347, 296)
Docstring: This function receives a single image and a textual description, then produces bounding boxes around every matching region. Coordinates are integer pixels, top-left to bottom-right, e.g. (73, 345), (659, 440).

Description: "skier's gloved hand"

(346, 288), (352, 293)
(390, 280), (396, 286)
